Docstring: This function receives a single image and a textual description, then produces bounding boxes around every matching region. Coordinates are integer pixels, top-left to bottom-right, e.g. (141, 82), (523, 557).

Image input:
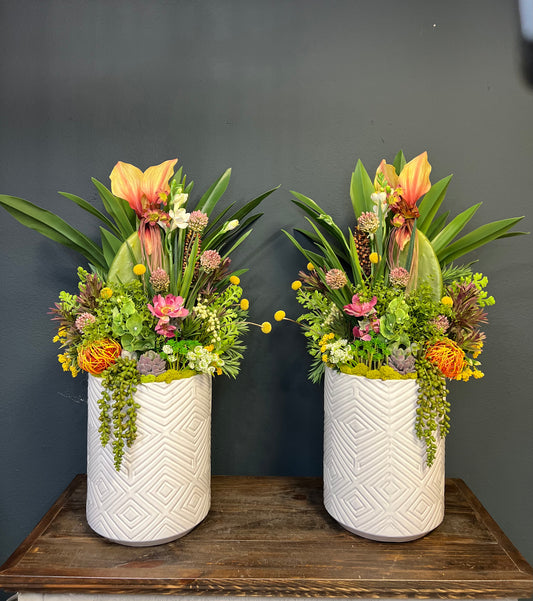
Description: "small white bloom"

(162, 345), (173, 355)
(172, 192), (188, 210)
(169, 207), (190, 230)
(223, 219), (239, 232)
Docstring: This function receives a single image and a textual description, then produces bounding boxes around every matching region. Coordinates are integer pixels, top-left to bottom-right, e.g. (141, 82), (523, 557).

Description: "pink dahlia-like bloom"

(344, 294), (377, 318)
(148, 294), (189, 319)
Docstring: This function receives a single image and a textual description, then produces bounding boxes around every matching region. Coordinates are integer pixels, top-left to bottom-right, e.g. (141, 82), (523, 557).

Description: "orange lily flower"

(397, 151), (431, 208)
(109, 159), (178, 271)
(110, 159), (178, 217)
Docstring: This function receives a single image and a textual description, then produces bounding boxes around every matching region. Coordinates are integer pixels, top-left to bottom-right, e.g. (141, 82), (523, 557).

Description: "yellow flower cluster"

(100, 287), (113, 299)
(52, 327), (67, 345)
(472, 341), (484, 359)
(291, 280), (302, 290)
(456, 367), (484, 381)
(57, 353), (78, 377)
(319, 332), (335, 361)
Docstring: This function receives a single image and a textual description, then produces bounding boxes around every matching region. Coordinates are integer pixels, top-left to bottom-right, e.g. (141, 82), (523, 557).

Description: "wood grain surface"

(0, 475), (531, 598)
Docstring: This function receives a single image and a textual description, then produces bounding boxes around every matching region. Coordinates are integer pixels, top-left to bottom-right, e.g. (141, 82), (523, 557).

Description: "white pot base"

(331, 515), (439, 542)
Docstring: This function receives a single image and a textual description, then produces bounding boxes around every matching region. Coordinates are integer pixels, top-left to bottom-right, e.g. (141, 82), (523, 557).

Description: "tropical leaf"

(100, 227), (123, 267)
(426, 211), (450, 241)
(59, 191), (122, 238)
(392, 150), (406, 173)
(430, 203), (481, 256)
(417, 175), (453, 234)
(437, 216), (525, 266)
(91, 178), (136, 239)
(349, 160), (374, 218)
(0, 194), (106, 270)
(194, 168), (231, 216)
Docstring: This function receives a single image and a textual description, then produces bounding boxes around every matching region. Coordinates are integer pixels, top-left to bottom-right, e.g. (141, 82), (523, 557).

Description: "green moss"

(140, 368), (198, 385)
(339, 363), (416, 381)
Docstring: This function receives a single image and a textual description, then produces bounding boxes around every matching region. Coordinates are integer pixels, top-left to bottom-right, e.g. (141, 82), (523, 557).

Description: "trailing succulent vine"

(98, 357), (141, 471)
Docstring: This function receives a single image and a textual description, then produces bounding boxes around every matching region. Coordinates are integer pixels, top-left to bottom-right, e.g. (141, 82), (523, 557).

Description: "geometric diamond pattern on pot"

(86, 373), (212, 546)
(323, 367), (445, 542)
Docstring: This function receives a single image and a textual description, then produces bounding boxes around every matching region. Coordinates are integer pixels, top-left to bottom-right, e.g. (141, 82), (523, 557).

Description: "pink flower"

(155, 320), (177, 338)
(344, 294), (377, 318)
(353, 324), (372, 341)
(352, 318), (380, 341)
(148, 294), (188, 338)
(148, 294), (189, 319)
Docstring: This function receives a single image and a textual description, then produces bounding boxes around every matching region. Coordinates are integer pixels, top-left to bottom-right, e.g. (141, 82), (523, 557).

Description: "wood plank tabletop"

(0, 475), (532, 598)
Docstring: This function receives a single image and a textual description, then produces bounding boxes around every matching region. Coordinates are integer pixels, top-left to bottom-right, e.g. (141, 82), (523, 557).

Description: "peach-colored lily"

(375, 152), (432, 253)
(110, 159), (178, 217)
(397, 151), (431, 208)
(109, 159), (178, 271)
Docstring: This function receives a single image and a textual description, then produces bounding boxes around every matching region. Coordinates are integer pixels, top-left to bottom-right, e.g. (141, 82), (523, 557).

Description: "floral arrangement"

(280, 151), (526, 465)
(1, 159), (276, 469)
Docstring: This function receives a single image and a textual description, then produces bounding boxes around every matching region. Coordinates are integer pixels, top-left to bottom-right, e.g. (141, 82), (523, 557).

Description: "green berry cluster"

(415, 356), (450, 466)
(98, 357), (141, 471)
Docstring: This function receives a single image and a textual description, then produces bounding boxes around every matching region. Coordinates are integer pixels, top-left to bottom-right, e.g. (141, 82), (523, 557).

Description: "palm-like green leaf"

(349, 160), (374, 218)
(426, 211), (450, 241)
(59, 191), (122, 238)
(0, 194), (106, 270)
(430, 203), (481, 256)
(91, 178), (136, 239)
(437, 216), (525, 265)
(417, 175), (453, 234)
(392, 150), (406, 173)
(194, 168), (231, 216)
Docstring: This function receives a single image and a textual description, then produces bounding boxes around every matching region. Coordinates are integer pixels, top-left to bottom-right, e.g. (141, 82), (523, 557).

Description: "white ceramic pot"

(86, 373), (212, 546)
(323, 367), (445, 542)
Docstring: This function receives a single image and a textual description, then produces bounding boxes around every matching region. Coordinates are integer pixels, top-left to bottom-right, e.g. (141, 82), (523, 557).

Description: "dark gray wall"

(1, 1), (532, 598)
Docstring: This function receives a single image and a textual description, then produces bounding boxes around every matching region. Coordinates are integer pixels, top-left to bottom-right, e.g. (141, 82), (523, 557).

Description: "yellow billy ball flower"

(441, 296), (453, 307)
(307, 262), (315, 271)
(369, 252), (380, 264)
(229, 275), (240, 285)
(100, 287), (113, 299)
(133, 263), (146, 276)
(240, 298), (250, 311)
(291, 280), (302, 290)
(261, 321), (272, 334)
(274, 310), (286, 321)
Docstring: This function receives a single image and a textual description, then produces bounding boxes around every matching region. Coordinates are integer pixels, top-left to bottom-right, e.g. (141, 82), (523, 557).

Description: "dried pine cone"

(354, 227), (371, 277)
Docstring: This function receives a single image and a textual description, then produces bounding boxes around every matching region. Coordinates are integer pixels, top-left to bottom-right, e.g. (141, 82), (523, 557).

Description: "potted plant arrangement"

(0, 158), (276, 546)
(280, 151), (526, 541)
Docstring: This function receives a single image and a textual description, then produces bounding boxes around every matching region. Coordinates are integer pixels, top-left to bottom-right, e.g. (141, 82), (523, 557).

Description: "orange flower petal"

(110, 161), (144, 216)
(398, 151), (431, 207)
(142, 159), (178, 206)
(374, 159), (398, 189)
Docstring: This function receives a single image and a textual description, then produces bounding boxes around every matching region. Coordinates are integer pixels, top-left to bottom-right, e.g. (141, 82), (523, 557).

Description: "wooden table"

(0, 475), (532, 600)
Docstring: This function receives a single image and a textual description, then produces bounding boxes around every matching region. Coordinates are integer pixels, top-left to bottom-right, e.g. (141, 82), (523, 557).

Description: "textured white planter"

(86, 373), (212, 546)
(323, 367), (445, 542)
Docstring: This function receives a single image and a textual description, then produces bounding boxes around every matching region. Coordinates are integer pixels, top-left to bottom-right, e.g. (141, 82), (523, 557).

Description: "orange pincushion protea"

(77, 338), (122, 375)
(426, 339), (465, 379)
